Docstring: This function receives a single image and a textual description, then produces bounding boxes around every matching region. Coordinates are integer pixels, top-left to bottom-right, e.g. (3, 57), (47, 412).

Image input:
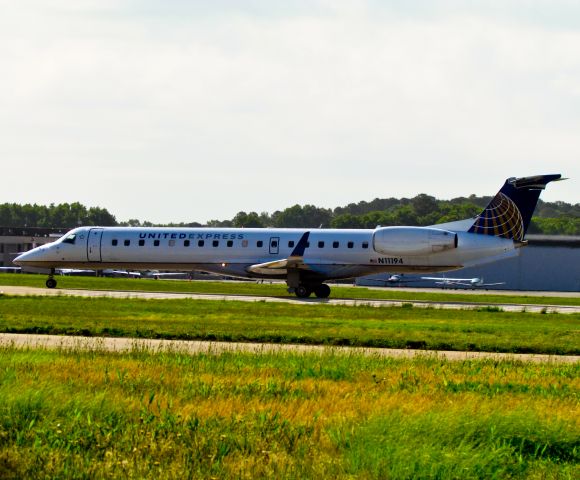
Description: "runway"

(1, 285), (579, 314)
(1, 333), (577, 364)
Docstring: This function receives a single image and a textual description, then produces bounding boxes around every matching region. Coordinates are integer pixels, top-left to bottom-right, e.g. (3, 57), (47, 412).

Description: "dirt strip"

(0, 333), (577, 364)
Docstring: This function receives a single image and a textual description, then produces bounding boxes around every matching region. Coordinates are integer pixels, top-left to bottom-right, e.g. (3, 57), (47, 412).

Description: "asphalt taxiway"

(0, 285), (579, 314)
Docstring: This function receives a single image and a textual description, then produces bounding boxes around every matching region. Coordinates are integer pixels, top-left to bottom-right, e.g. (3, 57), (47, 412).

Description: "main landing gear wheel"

(295, 285), (311, 298)
(314, 284), (331, 298)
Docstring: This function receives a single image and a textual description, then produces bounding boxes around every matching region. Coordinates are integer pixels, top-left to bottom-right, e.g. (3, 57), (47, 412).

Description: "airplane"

(141, 270), (193, 280)
(420, 276), (506, 289)
(101, 269), (142, 278)
(55, 268), (140, 277)
(14, 174), (563, 298)
(361, 274), (423, 286)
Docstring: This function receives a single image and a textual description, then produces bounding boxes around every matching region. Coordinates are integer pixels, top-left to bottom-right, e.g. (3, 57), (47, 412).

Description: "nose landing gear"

(46, 269), (57, 289)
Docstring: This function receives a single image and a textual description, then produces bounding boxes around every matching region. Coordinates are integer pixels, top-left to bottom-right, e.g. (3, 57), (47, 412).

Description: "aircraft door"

(87, 228), (104, 262)
(269, 237), (280, 255)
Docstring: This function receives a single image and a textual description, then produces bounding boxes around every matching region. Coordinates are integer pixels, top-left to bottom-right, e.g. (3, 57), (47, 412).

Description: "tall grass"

(0, 346), (578, 478)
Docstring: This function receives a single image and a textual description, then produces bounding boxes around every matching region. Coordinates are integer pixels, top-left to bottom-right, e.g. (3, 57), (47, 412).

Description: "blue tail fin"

(468, 174), (562, 241)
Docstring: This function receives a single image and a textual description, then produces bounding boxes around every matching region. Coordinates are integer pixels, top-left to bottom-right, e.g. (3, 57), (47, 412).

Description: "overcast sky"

(1, 1), (578, 224)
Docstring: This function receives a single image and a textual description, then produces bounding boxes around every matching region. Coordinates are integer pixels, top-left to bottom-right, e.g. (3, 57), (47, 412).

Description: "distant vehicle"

(421, 276), (506, 289)
(0, 266), (22, 273)
(14, 174), (562, 298)
(101, 269), (141, 278)
(57, 268), (95, 276)
(141, 270), (192, 280)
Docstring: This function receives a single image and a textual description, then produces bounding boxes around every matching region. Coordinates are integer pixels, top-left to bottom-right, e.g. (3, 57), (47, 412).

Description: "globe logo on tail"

(468, 192), (524, 241)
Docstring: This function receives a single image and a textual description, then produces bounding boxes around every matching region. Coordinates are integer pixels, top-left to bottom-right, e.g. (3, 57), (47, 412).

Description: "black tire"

(46, 278), (57, 289)
(295, 285), (311, 298)
(314, 284), (331, 298)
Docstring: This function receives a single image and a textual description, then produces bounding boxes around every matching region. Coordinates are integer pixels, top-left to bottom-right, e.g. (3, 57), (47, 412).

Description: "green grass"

(1, 273), (579, 306)
(1, 295), (579, 354)
(0, 346), (578, 479)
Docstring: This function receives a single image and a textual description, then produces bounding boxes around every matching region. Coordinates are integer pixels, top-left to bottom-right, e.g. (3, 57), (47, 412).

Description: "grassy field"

(0, 345), (578, 479)
(1, 295), (579, 355)
(1, 273), (579, 306)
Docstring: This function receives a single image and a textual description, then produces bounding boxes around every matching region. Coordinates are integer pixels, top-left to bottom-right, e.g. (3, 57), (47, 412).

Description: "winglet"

(289, 231), (310, 258)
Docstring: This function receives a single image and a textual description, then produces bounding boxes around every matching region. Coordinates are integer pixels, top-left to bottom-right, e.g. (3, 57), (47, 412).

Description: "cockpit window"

(62, 234), (76, 245)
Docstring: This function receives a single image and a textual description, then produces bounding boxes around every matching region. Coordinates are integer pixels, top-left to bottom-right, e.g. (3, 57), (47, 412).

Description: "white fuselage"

(14, 226), (517, 282)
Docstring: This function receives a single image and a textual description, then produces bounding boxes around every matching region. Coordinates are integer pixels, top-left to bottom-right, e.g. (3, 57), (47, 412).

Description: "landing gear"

(314, 284), (331, 298)
(295, 285), (311, 298)
(46, 269), (57, 289)
(286, 270), (332, 299)
(292, 283), (331, 299)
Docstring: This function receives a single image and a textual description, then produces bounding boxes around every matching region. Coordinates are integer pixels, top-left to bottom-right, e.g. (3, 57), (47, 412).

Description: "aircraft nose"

(13, 251), (30, 266)
(13, 246), (46, 266)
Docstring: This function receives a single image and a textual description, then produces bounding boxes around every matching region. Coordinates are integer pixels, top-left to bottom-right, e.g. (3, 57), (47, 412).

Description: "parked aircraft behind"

(421, 276), (506, 289)
(0, 267), (22, 273)
(362, 274), (422, 286)
(14, 174), (562, 298)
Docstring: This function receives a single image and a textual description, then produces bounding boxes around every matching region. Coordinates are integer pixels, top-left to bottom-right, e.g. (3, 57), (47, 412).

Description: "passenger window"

(124, 239), (130, 246)
(154, 240), (160, 247)
(362, 241), (369, 249)
(184, 240), (190, 247)
(227, 240), (233, 247)
(257, 241), (263, 248)
(198, 240), (205, 247)
(288, 241), (295, 248)
(318, 241), (325, 248)
(347, 241), (354, 249)
(112, 239), (118, 246)
(213, 240), (219, 247)
(169, 240), (175, 247)
(139, 239), (145, 247)
(333, 241), (339, 248)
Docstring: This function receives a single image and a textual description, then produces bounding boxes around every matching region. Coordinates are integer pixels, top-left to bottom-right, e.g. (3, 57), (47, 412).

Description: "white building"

(0, 227), (66, 268)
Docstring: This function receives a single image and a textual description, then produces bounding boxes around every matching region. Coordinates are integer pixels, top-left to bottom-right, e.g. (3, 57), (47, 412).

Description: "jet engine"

(373, 227), (458, 256)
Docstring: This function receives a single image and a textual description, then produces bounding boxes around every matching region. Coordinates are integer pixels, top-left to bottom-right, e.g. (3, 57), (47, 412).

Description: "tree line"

(1, 196), (578, 235)
(0, 202), (116, 228)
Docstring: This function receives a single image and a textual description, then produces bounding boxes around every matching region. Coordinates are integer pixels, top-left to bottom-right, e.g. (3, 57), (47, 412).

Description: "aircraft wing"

(247, 231), (311, 276)
(421, 277), (467, 282)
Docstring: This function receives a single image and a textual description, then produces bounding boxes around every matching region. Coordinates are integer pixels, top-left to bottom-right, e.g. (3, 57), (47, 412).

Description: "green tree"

(330, 213), (363, 229)
(273, 205), (332, 228)
(232, 211), (264, 228)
